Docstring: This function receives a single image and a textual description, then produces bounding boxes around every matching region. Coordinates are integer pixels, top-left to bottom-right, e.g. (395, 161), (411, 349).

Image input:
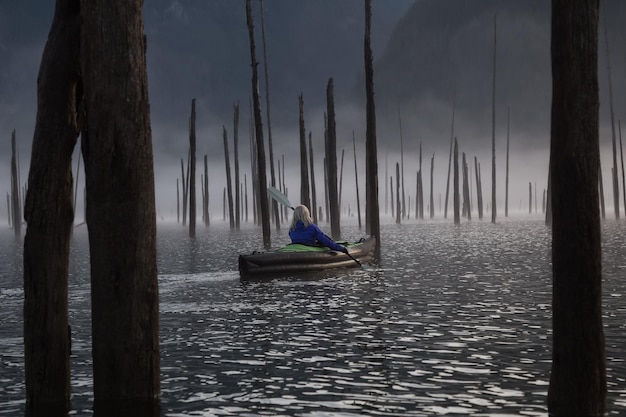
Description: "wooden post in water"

(462, 153), (471, 220)
(548, 0), (606, 414)
(619, 121), (626, 213)
(529, 182), (532, 214)
(418, 142), (424, 219)
(474, 157), (484, 219)
(398, 109), (406, 219)
(204, 155), (209, 226)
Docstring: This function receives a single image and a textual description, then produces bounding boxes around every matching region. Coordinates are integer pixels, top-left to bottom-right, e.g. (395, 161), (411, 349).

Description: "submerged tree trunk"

(189, 99), (196, 238)
(474, 156), (484, 219)
(23, 1), (80, 412)
(619, 121), (626, 214)
(548, 1), (606, 415)
(353, 132), (362, 228)
(602, 10), (619, 219)
(233, 102), (240, 230)
(491, 15), (498, 224)
(82, 0), (160, 411)
(398, 109), (406, 219)
(204, 155), (209, 226)
(395, 162), (400, 224)
(11, 130), (21, 237)
(326, 79), (340, 239)
(308, 132), (318, 224)
(429, 153), (435, 219)
(298, 94), (311, 209)
(453, 138), (460, 225)
(223, 126), (235, 229)
(444, 88), (456, 219)
(246, 0), (270, 248)
(505, 107), (510, 217)
(364, 0), (380, 257)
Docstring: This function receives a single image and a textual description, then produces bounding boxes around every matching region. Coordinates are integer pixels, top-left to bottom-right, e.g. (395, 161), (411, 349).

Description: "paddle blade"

(267, 186), (294, 210)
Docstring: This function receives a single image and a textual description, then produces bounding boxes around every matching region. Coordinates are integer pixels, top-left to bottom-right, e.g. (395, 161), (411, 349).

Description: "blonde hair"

(290, 205), (313, 230)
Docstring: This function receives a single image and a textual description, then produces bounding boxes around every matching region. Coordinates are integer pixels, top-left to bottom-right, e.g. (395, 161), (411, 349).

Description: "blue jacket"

(289, 221), (347, 252)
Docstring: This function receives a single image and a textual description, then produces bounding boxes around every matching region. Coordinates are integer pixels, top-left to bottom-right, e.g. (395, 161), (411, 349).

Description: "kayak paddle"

(266, 186), (366, 270)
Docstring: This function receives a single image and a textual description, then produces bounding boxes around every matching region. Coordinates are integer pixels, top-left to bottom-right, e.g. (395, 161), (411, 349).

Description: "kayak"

(238, 236), (376, 278)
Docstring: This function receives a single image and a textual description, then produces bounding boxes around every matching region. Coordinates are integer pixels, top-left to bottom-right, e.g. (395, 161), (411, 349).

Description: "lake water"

(1, 216), (625, 416)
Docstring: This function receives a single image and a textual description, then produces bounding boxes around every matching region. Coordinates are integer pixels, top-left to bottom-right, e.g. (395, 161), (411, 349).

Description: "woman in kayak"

(289, 205), (348, 253)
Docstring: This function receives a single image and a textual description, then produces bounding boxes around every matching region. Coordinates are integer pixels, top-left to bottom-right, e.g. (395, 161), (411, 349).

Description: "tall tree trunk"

(474, 156), (484, 219)
(298, 94), (311, 209)
(618, 120), (626, 213)
(364, 0), (380, 257)
(444, 88), (456, 219)
(429, 153), (434, 219)
(23, 1), (80, 412)
(395, 162), (400, 224)
(326, 79), (340, 239)
(398, 109), (406, 219)
(204, 154), (209, 226)
(353, 131), (362, 228)
(505, 107), (510, 217)
(82, 0), (160, 410)
(233, 101), (240, 230)
(308, 133), (318, 224)
(529, 182), (532, 213)
(189, 98), (196, 238)
(602, 10), (619, 219)
(418, 142), (424, 219)
(259, 0), (280, 230)
(453, 138), (460, 225)
(11, 130), (21, 237)
(491, 15), (498, 224)
(548, 1), (606, 415)
(223, 126), (235, 229)
(246, 0), (270, 248)
(462, 153), (471, 220)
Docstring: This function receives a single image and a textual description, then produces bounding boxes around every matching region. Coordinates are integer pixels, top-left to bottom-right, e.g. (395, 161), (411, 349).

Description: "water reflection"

(1, 218), (625, 415)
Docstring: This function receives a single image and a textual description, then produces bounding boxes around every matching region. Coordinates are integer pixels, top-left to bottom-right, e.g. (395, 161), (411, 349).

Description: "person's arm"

(312, 224), (347, 252)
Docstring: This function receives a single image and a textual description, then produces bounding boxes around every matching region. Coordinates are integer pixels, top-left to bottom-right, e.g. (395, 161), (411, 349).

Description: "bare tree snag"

(548, 1), (606, 414)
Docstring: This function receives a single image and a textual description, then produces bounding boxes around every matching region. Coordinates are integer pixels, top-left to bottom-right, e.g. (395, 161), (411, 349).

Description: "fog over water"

(1, 1), (626, 221)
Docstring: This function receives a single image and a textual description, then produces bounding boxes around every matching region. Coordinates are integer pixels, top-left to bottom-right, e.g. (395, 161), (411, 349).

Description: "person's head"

(291, 205), (313, 230)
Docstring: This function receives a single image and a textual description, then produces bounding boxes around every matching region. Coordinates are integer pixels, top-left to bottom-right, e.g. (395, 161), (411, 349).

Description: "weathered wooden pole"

(462, 152), (471, 220)
(418, 142), (424, 219)
(364, 0), (381, 256)
(82, 0), (160, 410)
(529, 182), (532, 214)
(189, 98), (196, 238)
(398, 109), (406, 219)
(548, 0), (606, 414)
(23, 1), (80, 411)
(390, 176), (394, 217)
(474, 156), (484, 219)
(246, 0), (270, 248)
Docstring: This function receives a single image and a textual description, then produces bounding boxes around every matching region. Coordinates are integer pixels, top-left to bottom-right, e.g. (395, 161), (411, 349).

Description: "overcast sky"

(1, 0), (625, 223)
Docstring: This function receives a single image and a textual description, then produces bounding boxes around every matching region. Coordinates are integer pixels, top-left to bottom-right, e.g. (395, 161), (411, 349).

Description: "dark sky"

(1, 0), (625, 221)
